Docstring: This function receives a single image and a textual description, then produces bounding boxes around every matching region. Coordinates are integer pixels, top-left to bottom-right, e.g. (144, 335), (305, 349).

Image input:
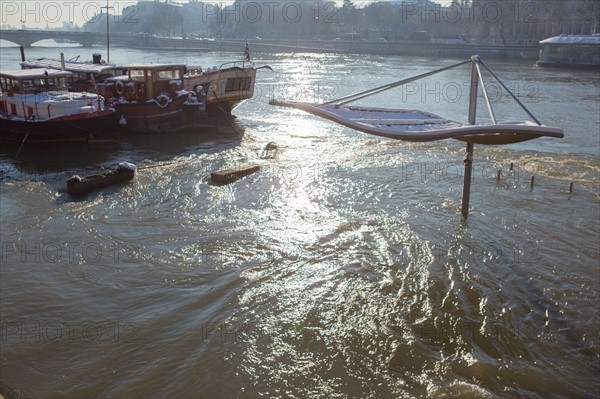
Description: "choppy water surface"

(1, 46), (599, 398)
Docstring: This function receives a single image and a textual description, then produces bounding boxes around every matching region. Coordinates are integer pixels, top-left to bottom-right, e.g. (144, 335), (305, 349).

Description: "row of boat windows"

(69, 69), (126, 82)
(18, 68), (183, 85)
(0, 77), (68, 93)
(129, 69), (183, 82)
(1, 74), (252, 95)
(544, 44), (600, 54)
(225, 77), (252, 92)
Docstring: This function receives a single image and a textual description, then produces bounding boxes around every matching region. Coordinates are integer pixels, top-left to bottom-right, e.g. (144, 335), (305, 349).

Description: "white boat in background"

(537, 34), (600, 69)
(0, 68), (117, 143)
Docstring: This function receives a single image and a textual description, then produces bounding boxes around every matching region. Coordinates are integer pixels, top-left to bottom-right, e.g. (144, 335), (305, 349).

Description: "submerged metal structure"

(270, 55), (564, 216)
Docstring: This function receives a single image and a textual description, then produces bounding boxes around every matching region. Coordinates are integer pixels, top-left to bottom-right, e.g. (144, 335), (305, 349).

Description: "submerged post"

(461, 56), (480, 216)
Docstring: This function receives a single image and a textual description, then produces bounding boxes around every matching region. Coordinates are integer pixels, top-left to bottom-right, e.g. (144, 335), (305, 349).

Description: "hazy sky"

(1, 0), (451, 29)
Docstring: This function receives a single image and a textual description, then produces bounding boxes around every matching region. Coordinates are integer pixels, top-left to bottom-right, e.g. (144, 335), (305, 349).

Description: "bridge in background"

(0, 29), (134, 47)
(0, 29), (540, 60)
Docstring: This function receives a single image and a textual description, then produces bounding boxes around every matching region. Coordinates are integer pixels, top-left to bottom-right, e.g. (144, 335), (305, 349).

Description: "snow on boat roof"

(270, 101), (564, 145)
(21, 58), (124, 73)
(0, 68), (72, 79)
(539, 34), (600, 45)
(126, 63), (186, 69)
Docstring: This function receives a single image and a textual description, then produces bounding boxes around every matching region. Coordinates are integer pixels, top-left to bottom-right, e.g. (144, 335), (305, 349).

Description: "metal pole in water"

(462, 143), (474, 215)
(461, 56), (480, 216)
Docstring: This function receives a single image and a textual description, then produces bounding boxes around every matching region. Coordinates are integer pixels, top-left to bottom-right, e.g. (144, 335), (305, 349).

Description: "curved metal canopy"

(269, 101), (564, 145)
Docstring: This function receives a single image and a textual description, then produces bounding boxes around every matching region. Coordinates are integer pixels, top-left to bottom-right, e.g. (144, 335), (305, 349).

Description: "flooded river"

(1, 45), (599, 398)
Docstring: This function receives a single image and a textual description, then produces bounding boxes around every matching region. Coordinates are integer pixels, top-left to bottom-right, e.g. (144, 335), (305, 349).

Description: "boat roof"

(126, 63), (186, 70)
(270, 102), (564, 145)
(0, 68), (72, 79)
(21, 58), (124, 73)
(539, 34), (600, 45)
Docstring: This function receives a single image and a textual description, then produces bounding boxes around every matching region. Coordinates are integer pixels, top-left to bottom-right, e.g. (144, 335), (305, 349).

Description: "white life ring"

(115, 81), (125, 95)
(156, 94), (170, 107)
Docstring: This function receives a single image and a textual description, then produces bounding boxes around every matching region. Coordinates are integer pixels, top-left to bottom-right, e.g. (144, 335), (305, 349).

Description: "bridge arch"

(0, 38), (23, 47)
(0, 33), (36, 48)
(0, 30), (97, 48)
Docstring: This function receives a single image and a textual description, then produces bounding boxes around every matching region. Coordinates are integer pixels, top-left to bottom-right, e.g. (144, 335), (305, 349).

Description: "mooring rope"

(14, 123), (33, 160)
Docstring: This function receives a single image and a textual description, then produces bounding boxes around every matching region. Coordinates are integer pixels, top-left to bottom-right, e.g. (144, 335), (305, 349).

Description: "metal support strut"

(461, 56), (480, 217)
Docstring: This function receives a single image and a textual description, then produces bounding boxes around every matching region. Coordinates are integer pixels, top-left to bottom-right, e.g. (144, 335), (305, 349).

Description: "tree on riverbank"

(82, 0), (600, 44)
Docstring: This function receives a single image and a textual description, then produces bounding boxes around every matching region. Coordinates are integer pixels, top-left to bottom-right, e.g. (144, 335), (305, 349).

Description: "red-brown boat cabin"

(99, 64), (186, 103)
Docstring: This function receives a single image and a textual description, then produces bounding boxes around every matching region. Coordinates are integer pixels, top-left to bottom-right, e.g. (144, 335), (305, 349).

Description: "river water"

(1, 44), (599, 398)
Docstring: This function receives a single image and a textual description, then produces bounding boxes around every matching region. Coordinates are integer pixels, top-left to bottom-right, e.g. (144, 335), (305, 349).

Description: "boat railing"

(218, 61), (252, 70)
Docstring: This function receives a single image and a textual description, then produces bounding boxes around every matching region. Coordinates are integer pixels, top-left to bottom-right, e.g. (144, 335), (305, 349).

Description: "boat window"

(225, 78), (238, 92)
(1, 77), (15, 93)
(225, 77), (252, 92)
(108, 69), (126, 76)
(8, 79), (19, 93)
(44, 78), (67, 91)
(74, 72), (87, 82)
(157, 69), (181, 80)
(130, 69), (146, 81)
(0, 77), (7, 91)
(33, 79), (46, 89)
(21, 80), (35, 92)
